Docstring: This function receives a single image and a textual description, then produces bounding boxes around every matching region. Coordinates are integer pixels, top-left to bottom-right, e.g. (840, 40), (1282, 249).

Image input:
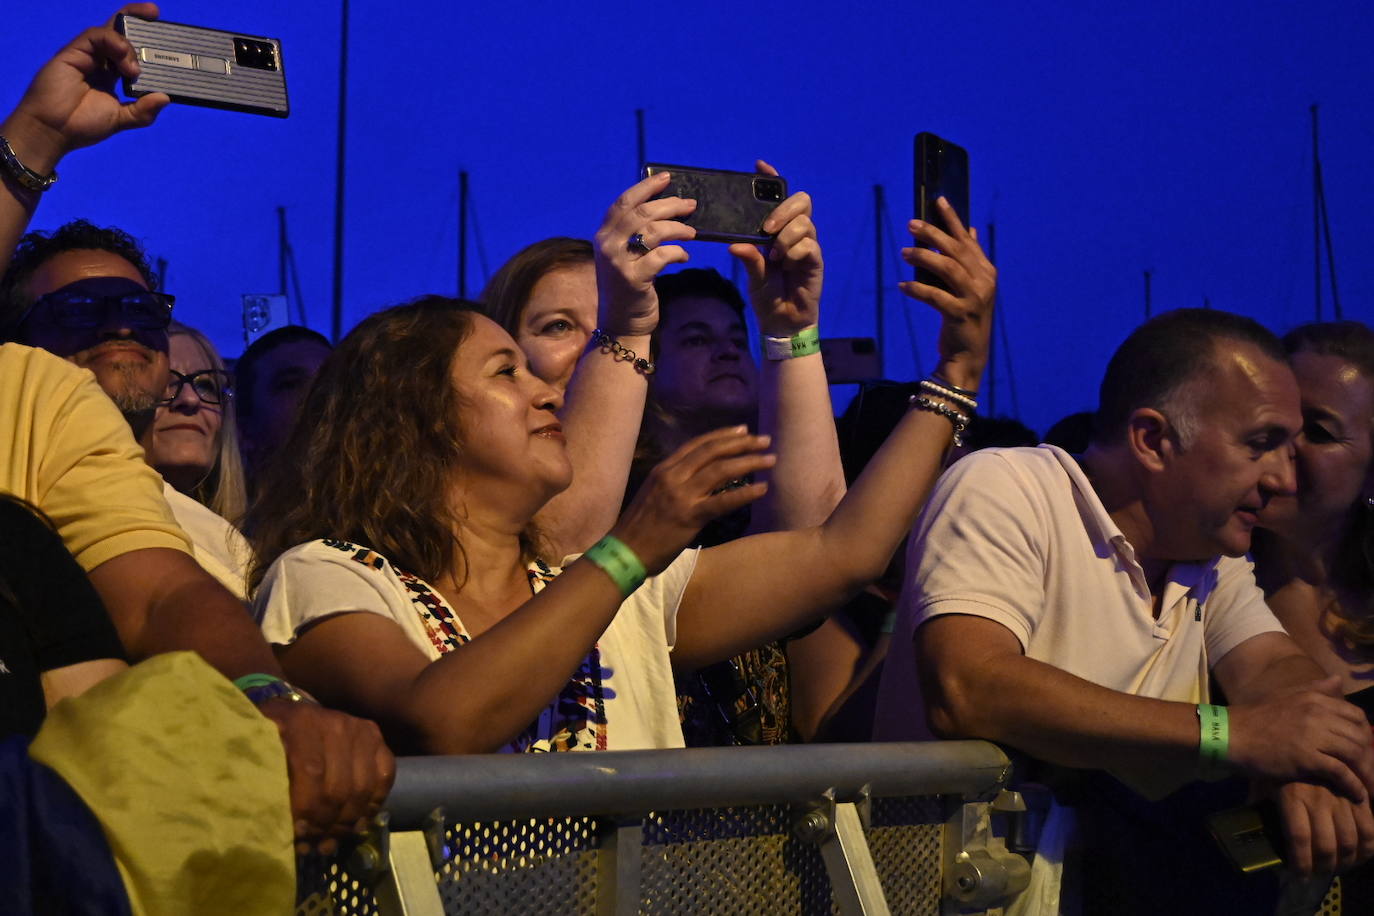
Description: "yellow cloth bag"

(29, 651), (295, 915)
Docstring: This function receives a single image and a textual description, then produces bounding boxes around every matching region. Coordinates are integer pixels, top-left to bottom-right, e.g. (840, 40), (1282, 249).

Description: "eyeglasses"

(24, 290), (175, 330)
(161, 368), (233, 406)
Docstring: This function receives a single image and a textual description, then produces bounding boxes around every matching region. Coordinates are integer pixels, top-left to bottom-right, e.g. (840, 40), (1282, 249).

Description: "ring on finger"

(627, 233), (653, 256)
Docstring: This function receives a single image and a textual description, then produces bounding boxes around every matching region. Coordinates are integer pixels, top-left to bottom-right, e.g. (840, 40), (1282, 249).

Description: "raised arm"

(0, 4), (168, 272)
(729, 162), (843, 531)
(533, 171), (695, 556)
(277, 427), (774, 755)
(669, 197), (996, 668)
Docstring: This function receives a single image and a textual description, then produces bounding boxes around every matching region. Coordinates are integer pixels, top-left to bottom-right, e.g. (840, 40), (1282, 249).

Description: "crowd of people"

(4, 5), (1374, 915)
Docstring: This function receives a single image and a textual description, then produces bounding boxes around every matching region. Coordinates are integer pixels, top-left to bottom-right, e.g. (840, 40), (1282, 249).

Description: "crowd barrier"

(295, 740), (1029, 915)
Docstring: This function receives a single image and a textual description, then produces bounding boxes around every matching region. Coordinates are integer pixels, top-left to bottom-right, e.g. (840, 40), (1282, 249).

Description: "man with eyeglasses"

(0, 4), (394, 857)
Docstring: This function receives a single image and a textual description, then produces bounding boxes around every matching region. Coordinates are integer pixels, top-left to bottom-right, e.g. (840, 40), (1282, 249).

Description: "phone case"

(116, 16), (289, 118)
(643, 163), (787, 244)
(913, 133), (970, 290)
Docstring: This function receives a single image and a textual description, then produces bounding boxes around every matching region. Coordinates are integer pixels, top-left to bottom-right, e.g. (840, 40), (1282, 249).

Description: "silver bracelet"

(589, 328), (655, 375)
(0, 136), (58, 192)
(908, 394), (970, 447)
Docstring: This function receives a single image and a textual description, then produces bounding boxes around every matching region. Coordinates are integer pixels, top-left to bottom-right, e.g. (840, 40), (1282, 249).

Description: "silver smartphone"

(116, 16), (289, 118)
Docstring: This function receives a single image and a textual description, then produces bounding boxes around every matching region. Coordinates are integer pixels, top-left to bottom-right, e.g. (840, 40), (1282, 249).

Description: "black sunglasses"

(22, 290), (176, 331)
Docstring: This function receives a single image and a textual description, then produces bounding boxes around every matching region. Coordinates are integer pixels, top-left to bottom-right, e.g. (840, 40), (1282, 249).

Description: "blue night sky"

(4, 1), (1371, 434)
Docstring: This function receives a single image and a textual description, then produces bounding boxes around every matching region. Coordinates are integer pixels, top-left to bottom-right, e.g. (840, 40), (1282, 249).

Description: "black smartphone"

(642, 163), (787, 245)
(913, 132), (970, 289)
(116, 16), (289, 118)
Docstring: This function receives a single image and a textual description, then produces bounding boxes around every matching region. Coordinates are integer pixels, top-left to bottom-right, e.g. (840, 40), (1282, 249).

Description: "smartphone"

(642, 163), (787, 244)
(820, 337), (882, 383)
(116, 16), (289, 118)
(913, 132), (970, 290)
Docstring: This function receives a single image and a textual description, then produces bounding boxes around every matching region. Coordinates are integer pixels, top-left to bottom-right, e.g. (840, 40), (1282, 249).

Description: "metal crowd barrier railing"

(296, 740), (1029, 916)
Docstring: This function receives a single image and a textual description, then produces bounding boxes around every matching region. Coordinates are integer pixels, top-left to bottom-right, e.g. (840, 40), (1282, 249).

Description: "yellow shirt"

(0, 343), (190, 570)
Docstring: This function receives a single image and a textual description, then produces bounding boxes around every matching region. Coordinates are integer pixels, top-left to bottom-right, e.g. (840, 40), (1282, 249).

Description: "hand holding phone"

(723, 161), (823, 338)
(913, 132), (970, 292)
(642, 163), (787, 244)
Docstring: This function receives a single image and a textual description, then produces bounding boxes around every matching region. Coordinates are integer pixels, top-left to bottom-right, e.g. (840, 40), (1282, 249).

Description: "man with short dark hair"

(876, 308), (1374, 910)
(0, 5), (392, 852)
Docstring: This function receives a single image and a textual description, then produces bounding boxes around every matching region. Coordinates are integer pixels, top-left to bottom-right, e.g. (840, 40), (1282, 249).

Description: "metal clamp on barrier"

(942, 789), (1032, 914)
(794, 786), (890, 916)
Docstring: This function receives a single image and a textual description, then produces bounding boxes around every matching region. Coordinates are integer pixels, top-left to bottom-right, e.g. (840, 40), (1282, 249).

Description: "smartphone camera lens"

(234, 38), (278, 71)
(753, 179), (784, 203)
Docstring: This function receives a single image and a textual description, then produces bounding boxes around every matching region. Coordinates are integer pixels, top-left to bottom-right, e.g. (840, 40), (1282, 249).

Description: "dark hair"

(650, 268), (748, 360)
(632, 268), (755, 474)
(1, 220), (159, 329)
(246, 297), (486, 591)
(480, 237), (594, 337)
(1044, 411), (1096, 455)
(234, 325), (333, 419)
(1093, 308), (1285, 446)
(1283, 320), (1374, 651)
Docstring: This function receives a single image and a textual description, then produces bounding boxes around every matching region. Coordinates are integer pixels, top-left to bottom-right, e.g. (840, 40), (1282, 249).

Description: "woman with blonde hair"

(140, 320), (252, 598)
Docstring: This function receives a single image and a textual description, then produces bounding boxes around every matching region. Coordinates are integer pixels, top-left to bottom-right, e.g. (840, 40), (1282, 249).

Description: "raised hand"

(728, 161), (822, 337)
(611, 426), (774, 576)
(899, 196), (996, 392)
(592, 171), (697, 338)
(4, 5), (170, 172)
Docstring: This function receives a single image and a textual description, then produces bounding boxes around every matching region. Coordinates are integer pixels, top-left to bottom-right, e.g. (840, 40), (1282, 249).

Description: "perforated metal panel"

(296, 856), (381, 916)
(436, 816), (601, 914)
(295, 795), (955, 915)
(866, 797), (945, 916)
(640, 805), (839, 915)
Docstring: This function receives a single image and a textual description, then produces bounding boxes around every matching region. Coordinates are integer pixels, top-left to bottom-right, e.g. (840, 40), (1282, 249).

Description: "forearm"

(750, 351), (845, 532)
(138, 577), (283, 677)
(534, 337), (651, 556)
(929, 649), (1201, 779)
(814, 403), (952, 586)
(0, 113), (61, 276)
(405, 561), (625, 754)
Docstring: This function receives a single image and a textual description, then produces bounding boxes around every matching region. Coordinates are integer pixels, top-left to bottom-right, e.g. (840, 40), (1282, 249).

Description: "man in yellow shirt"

(0, 4), (393, 853)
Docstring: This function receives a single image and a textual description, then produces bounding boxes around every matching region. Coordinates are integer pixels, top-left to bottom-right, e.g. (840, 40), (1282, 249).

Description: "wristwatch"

(242, 678), (314, 706)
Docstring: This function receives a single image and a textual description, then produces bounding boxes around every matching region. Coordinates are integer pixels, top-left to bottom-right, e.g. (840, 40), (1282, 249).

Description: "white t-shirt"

(875, 444), (1285, 741)
(161, 482), (252, 601)
(256, 538), (697, 752)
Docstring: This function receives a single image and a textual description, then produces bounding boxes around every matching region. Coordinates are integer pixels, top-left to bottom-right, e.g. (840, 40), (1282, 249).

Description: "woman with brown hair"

(247, 191), (992, 753)
(1256, 321), (1374, 691)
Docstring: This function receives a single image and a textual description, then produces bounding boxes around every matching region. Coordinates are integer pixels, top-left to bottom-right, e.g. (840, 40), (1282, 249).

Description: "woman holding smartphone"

(246, 194), (993, 753)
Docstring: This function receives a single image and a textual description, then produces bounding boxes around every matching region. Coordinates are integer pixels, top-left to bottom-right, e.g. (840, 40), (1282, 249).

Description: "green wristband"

(762, 325), (821, 360)
(1197, 703), (1229, 774)
(584, 535), (647, 598)
(233, 673), (284, 692)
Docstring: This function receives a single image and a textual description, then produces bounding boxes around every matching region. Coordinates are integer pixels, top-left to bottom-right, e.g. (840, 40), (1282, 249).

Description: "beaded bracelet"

(589, 328), (655, 375)
(918, 378), (978, 414)
(908, 394), (970, 447)
(928, 373), (978, 400)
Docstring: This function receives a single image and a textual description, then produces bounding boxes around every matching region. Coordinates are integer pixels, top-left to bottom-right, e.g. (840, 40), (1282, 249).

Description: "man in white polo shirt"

(875, 308), (1374, 910)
